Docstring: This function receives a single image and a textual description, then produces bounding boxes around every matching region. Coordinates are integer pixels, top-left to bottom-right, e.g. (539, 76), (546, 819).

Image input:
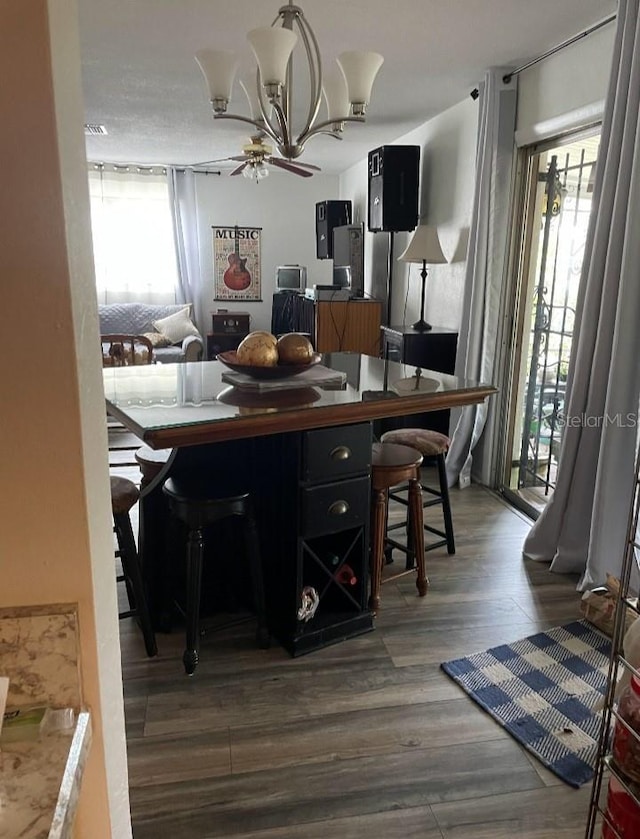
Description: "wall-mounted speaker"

(316, 200), (352, 259)
(368, 145), (420, 233)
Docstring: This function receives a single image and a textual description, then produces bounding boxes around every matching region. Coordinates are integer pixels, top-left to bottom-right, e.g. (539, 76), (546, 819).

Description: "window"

(88, 164), (178, 305)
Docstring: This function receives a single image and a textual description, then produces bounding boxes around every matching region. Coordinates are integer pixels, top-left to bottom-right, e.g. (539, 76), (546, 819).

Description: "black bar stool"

(162, 476), (269, 675)
(135, 444), (171, 489)
(380, 428), (455, 563)
(110, 476), (157, 658)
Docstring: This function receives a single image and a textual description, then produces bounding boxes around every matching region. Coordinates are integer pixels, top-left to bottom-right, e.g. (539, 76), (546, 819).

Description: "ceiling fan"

(193, 135), (321, 180)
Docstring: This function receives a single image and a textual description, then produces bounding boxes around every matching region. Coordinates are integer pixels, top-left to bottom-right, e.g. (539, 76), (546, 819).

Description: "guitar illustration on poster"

(224, 226), (251, 290)
(213, 225), (262, 301)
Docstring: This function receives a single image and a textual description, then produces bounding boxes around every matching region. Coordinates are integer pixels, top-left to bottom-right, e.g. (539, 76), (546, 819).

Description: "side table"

(380, 325), (458, 437)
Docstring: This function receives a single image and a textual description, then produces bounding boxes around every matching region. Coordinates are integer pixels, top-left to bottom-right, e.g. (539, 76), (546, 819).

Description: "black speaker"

(316, 200), (352, 259)
(368, 145), (420, 232)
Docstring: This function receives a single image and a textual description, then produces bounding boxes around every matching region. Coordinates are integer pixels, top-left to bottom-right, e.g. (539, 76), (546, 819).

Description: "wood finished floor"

(112, 452), (593, 838)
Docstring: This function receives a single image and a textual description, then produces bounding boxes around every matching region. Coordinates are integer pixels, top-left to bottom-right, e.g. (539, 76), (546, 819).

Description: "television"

(275, 264), (307, 292)
(332, 265), (352, 289)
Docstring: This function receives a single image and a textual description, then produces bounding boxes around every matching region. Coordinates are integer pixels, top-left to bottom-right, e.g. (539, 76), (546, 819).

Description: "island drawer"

(301, 423), (371, 484)
(299, 476), (369, 538)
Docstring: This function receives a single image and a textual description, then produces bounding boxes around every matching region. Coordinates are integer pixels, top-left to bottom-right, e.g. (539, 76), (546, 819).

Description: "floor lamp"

(398, 225), (447, 331)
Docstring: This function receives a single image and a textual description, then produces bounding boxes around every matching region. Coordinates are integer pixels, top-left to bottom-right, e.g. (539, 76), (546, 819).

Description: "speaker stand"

(386, 232), (395, 327)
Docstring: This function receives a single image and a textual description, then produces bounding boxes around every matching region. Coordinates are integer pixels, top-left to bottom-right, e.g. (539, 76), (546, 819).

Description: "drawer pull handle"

(328, 500), (350, 516)
(330, 446), (352, 461)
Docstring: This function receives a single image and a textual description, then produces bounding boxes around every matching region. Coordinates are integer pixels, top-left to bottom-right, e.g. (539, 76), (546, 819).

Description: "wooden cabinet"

(297, 297), (382, 355)
(271, 295), (382, 356)
(253, 422), (374, 655)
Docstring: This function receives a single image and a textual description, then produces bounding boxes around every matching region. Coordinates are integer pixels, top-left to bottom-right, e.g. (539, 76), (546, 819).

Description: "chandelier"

(195, 1), (384, 162)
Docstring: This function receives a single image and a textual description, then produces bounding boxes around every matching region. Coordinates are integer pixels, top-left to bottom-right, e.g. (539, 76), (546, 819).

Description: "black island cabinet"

(252, 422), (373, 655)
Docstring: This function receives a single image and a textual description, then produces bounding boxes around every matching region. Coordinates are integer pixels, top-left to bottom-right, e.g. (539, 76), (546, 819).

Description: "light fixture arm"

(214, 111), (279, 142)
(303, 114), (365, 139)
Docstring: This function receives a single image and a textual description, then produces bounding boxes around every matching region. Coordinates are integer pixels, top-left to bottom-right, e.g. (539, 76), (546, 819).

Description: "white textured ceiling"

(79, 0), (616, 175)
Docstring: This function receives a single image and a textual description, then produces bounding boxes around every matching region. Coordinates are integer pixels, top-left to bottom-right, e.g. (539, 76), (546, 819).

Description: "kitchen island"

(104, 353), (495, 655)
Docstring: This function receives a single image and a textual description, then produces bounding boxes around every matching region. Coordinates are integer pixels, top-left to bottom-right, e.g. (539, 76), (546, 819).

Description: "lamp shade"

(398, 225), (447, 264)
(247, 27), (298, 86)
(323, 71), (350, 122)
(337, 51), (384, 107)
(195, 49), (239, 103)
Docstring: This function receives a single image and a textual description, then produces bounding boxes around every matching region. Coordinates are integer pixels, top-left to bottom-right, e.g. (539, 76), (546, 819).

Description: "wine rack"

(253, 423), (374, 655)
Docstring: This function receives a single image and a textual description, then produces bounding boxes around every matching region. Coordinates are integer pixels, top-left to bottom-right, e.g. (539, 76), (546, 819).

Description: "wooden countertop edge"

(127, 386), (497, 449)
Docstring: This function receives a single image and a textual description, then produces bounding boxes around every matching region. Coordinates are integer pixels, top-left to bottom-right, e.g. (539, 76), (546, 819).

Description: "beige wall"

(0, 2), (131, 836)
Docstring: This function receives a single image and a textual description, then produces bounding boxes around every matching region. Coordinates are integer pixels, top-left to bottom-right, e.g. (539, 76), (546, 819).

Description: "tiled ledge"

(1, 711), (92, 839)
(1, 604), (90, 837)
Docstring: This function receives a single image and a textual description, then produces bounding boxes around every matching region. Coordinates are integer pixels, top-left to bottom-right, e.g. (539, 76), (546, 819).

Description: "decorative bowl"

(216, 350), (322, 380)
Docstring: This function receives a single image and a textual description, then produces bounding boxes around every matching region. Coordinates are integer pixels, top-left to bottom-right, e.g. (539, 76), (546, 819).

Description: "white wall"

(516, 22), (615, 144)
(337, 20), (617, 336)
(340, 98), (478, 332)
(193, 171), (339, 334)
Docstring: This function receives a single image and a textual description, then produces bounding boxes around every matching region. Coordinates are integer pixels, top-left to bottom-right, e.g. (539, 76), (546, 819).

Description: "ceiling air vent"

(84, 123), (108, 136)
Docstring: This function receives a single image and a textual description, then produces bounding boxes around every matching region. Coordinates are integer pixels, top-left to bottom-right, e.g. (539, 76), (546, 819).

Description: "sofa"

(98, 302), (204, 363)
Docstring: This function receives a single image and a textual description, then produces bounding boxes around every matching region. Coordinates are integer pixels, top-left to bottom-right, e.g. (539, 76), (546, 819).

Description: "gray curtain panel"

(523, 0), (640, 590)
(445, 68), (518, 488)
(168, 167), (206, 336)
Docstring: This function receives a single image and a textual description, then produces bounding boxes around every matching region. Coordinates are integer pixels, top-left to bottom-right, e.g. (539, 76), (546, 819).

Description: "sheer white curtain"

(445, 69), (518, 488)
(167, 167), (206, 336)
(88, 165), (178, 305)
(523, 0), (640, 590)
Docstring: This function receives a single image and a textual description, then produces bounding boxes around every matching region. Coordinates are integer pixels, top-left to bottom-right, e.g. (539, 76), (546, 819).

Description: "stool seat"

(380, 428), (449, 457)
(110, 475), (140, 515)
(162, 476), (269, 675)
(135, 445), (172, 487)
(369, 442), (428, 612)
(110, 476), (157, 658)
(380, 427), (455, 558)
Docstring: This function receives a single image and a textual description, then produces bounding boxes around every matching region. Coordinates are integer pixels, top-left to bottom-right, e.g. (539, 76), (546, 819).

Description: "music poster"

(213, 225), (262, 302)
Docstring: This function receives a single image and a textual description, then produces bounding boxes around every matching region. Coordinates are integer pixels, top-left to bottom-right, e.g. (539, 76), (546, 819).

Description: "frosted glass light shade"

(323, 71), (350, 122)
(195, 49), (238, 102)
(337, 51), (384, 107)
(398, 226), (447, 264)
(247, 27), (298, 86)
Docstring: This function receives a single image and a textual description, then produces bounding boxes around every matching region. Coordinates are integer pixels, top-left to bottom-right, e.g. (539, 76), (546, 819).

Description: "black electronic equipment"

(333, 224), (364, 298)
(367, 145), (420, 232)
(315, 200), (352, 259)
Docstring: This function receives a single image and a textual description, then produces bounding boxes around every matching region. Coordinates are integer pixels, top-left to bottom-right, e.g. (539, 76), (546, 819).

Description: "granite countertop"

(0, 711), (92, 839)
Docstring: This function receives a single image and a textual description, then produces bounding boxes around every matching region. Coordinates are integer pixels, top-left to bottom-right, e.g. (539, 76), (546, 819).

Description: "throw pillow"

(142, 331), (171, 348)
(152, 307), (200, 345)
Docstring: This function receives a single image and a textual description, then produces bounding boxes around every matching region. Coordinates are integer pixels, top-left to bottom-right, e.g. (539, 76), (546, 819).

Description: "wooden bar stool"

(380, 428), (455, 562)
(162, 476), (269, 675)
(369, 442), (428, 612)
(110, 476), (157, 657)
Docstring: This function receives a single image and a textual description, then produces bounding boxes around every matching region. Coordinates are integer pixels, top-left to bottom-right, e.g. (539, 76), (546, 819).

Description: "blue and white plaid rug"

(441, 620), (611, 787)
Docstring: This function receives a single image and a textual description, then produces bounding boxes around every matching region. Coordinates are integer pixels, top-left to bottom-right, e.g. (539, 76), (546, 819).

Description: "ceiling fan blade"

(267, 157), (314, 177)
(291, 161), (322, 171)
(230, 161), (250, 176)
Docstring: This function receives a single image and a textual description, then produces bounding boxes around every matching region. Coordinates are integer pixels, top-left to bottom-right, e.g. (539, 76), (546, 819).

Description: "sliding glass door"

(501, 129), (600, 518)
